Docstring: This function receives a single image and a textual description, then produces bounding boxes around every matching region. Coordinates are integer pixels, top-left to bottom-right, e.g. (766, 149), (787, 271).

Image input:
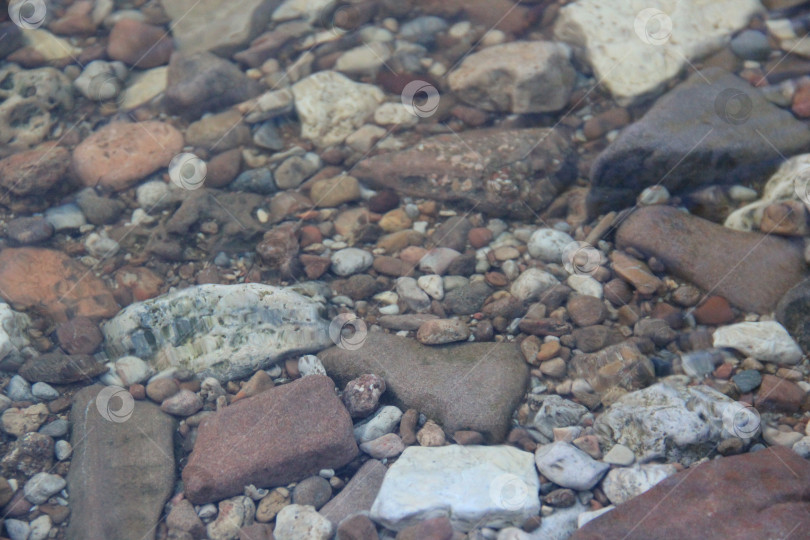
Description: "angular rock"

(587, 69), (810, 215)
(101, 283), (332, 382)
(353, 128), (575, 217)
(616, 206), (806, 313)
(534, 442), (609, 491)
(601, 464), (678, 505)
(0, 143), (69, 196)
(713, 321), (802, 364)
(571, 447), (810, 540)
(320, 459), (387, 526)
(0, 248), (119, 323)
(370, 445), (540, 532)
(183, 375), (358, 504)
(66, 385), (175, 540)
(319, 331), (528, 442)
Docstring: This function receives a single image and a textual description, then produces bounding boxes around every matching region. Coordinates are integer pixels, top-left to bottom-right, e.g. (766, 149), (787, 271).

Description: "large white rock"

(101, 284), (332, 382)
(594, 381), (760, 465)
(527, 228), (576, 263)
(0, 303), (33, 372)
(510, 268), (559, 302)
(534, 442), (608, 490)
(448, 41), (576, 113)
(713, 321), (803, 364)
(601, 463), (678, 505)
(554, 0), (762, 104)
(370, 445), (540, 532)
(292, 71), (384, 148)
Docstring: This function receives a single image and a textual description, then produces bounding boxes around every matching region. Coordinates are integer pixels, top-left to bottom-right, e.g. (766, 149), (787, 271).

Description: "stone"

(183, 375), (358, 504)
(167, 499), (205, 538)
(24, 472), (65, 504)
(186, 109), (251, 151)
(594, 381), (759, 465)
(534, 442), (609, 490)
(108, 19), (172, 68)
(19, 352), (106, 384)
(443, 281), (492, 315)
(310, 175), (361, 208)
(712, 321), (802, 364)
(101, 283), (332, 382)
(6, 216), (53, 245)
(119, 66), (168, 110)
(567, 295), (607, 327)
(207, 496), (256, 540)
(370, 445), (540, 532)
(353, 128), (575, 218)
(732, 370), (762, 393)
(396, 277), (431, 313)
(319, 331), (528, 442)
(510, 268), (559, 302)
(331, 248), (373, 276)
(73, 60), (125, 101)
(361, 433), (405, 459)
(693, 296), (734, 325)
(161, 389), (203, 416)
(616, 206), (806, 313)
(292, 476), (332, 510)
(342, 374), (386, 418)
(274, 504), (333, 540)
(755, 374), (805, 413)
(56, 316), (103, 355)
(44, 204), (85, 231)
(0, 304), (33, 372)
(1, 432), (53, 476)
(0, 248), (118, 323)
(320, 459), (387, 526)
(0, 143), (69, 196)
(416, 420), (446, 447)
(336, 514), (379, 540)
(570, 447), (810, 540)
(602, 443), (635, 466)
(416, 319), (470, 345)
(587, 69), (810, 215)
(73, 121), (183, 191)
(601, 464), (678, 505)
(610, 251), (662, 296)
(292, 71), (384, 148)
(776, 277), (810, 355)
(66, 385), (175, 540)
(527, 229), (576, 263)
(555, 1), (761, 104)
(354, 406), (403, 444)
(448, 41), (575, 113)
(532, 396), (589, 442)
(166, 51), (260, 119)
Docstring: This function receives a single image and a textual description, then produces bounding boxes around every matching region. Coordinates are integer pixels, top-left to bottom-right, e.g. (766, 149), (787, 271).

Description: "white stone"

(577, 506), (614, 528)
(85, 231), (120, 258)
(74, 60), (126, 101)
(24, 472), (66, 504)
(274, 504), (333, 540)
(527, 229), (576, 262)
(762, 425), (803, 447)
(713, 321), (802, 364)
(45, 204), (86, 231)
(396, 277), (431, 312)
(0, 303), (33, 372)
(419, 248), (461, 275)
(417, 275), (444, 300)
(566, 274), (603, 298)
(594, 381), (758, 465)
(28, 515), (51, 540)
(113, 355), (154, 386)
(4, 520), (29, 540)
(55, 440), (72, 461)
(119, 66), (168, 110)
(335, 42), (392, 75)
(354, 405), (403, 443)
(601, 464), (678, 505)
(371, 445), (540, 532)
(449, 41), (575, 113)
(101, 284), (332, 382)
(792, 436), (810, 458)
(602, 443), (634, 466)
(292, 71), (384, 147)
(273, 0), (335, 22)
(331, 248), (374, 276)
(21, 29), (80, 62)
(510, 268), (559, 302)
(298, 354), (327, 377)
(554, 0), (762, 104)
(535, 442), (608, 490)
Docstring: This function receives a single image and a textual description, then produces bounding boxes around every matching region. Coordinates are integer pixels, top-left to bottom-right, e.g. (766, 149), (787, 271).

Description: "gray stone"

(713, 321), (802, 364)
(24, 472), (65, 504)
(601, 464), (678, 505)
(320, 459), (387, 526)
(532, 395), (589, 442)
(534, 442), (609, 490)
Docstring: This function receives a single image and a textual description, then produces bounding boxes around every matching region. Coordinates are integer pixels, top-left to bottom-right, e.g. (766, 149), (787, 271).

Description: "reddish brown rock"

(337, 514), (379, 540)
(0, 248), (119, 322)
(206, 148), (242, 188)
(0, 143), (69, 196)
(610, 251), (662, 296)
(755, 375), (805, 414)
(19, 352), (107, 384)
(396, 516), (453, 540)
(114, 266), (164, 302)
(692, 296), (734, 325)
(567, 295), (607, 327)
(72, 121), (184, 192)
(616, 206), (806, 313)
(321, 459), (387, 527)
(48, 1), (96, 35)
(183, 375), (358, 504)
(56, 317), (103, 355)
(108, 19), (173, 68)
(342, 374), (386, 418)
(571, 446), (810, 540)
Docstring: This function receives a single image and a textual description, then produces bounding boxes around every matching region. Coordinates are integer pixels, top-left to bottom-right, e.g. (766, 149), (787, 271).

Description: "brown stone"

(321, 459), (387, 527)
(571, 446), (810, 540)
(567, 295), (607, 327)
(0, 143), (69, 196)
(114, 265), (164, 302)
(396, 516), (453, 540)
(760, 200), (808, 236)
(337, 514), (379, 540)
(616, 206), (806, 313)
(755, 374), (805, 414)
(183, 375), (358, 504)
(692, 296), (734, 325)
(610, 251), (662, 296)
(206, 148), (242, 188)
(108, 19), (173, 68)
(56, 316), (103, 355)
(468, 227), (494, 249)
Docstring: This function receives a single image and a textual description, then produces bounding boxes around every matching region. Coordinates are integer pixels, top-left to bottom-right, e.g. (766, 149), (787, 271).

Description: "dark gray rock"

(442, 281), (493, 315)
(776, 277), (810, 355)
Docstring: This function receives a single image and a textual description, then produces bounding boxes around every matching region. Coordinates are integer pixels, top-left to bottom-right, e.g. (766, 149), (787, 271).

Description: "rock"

(361, 433), (405, 459)
(183, 375), (358, 504)
(601, 464), (678, 505)
(755, 374), (805, 413)
(44, 203), (85, 231)
(19, 352), (106, 384)
(319, 331), (528, 442)
(527, 229), (575, 263)
(274, 504), (333, 540)
(160, 389), (203, 416)
(416, 420), (446, 447)
(354, 406), (403, 443)
(776, 277), (810, 355)
(73, 121), (183, 191)
(555, 2), (761, 104)
(510, 268), (559, 302)
(119, 65), (168, 110)
(610, 251), (662, 296)
(0, 143), (69, 196)
(448, 41), (575, 113)
(292, 71), (383, 148)
(370, 445), (540, 532)
(567, 295), (607, 327)
(442, 281), (492, 315)
(0, 304), (33, 372)
(101, 283), (331, 382)
(616, 206), (806, 313)
(320, 459), (387, 526)
(602, 443), (635, 466)
(186, 109), (251, 151)
(66, 385), (175, 540)
(336, 514), (379, 540)
(23, 472), (65, 504)
(416, 319), (470, 345)
(310, 175), (361, 208)
(396, 277), (431, 312)
(713, 321), (802, 364)
(6, 216), (53, 245)
(731, 30), (771, 61)
(0, 248), (119, 323)
(275, 153), (321, 189)
(108, 19), (172, 68)
(292, 476), (332, 509)
(354, 128), (575, 217)
(594, 381), (758, 465)
(534, 442), (609, 490)
(207, 496), (256, 540)
(56, 316), (103, 355)
(167, 499), (205, 538)
(31, 382), (58, 401)
(570, 447), (810, 540)
(1, 432), (53, 476)
(587, 69), (810, 215)
(532, 395), (589, 442)
(342, 374), (386, 418)
(166, 51), (260, 119)
(732, 370), (762, 393)
(692, 296), (734, 325)
(331, 248), (373, 276)
(74, 60), (125, 101)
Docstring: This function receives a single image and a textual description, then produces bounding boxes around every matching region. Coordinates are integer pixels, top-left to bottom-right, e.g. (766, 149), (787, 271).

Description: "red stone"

(693, 296), (734, 325)
(107, 19), (173, 68)
(755, 374), (805, 413)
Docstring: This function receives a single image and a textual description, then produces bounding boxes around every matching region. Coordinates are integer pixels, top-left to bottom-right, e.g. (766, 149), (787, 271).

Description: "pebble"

(274, 504), (334, 540)
(146, 378), (180, 403)
(510, 268), (560, 302)
(24, 473), (66, 504)
(4, 520), (29, 540)
(28, 515), (51, 540)
(535, 441), (609, 490)
(331, 248), (373, 276)
(603, 443), (635, 466)
(292, 476), (332, 510)
(713, 321), (802, 364)
(601, 464), (678, 505)
(298, 355), (327, 377)
(567, 274), (603, 298)
(160, 389), (203, 416)
(31, 383), (58, 401)
(416, 319), (470, 345)
(730, 30), (772, 61)
(342, 374), (386, 418)
(55, 440), (72, 461)
(354, 405), (403, 443)
(206, 496), (255, 540)
(732, 369), (762, 393)
(396, 277), (432, 312)
(528, 228), (575, 262)
(419, 248), (461, 275)
(44, 204), (86, 231)
(417, 274), (444, 300)
(360, 433), (405, 458)
(74, 60), (126, 100)
(7, 375), (34, 402)
(416, 420), (446, 447)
